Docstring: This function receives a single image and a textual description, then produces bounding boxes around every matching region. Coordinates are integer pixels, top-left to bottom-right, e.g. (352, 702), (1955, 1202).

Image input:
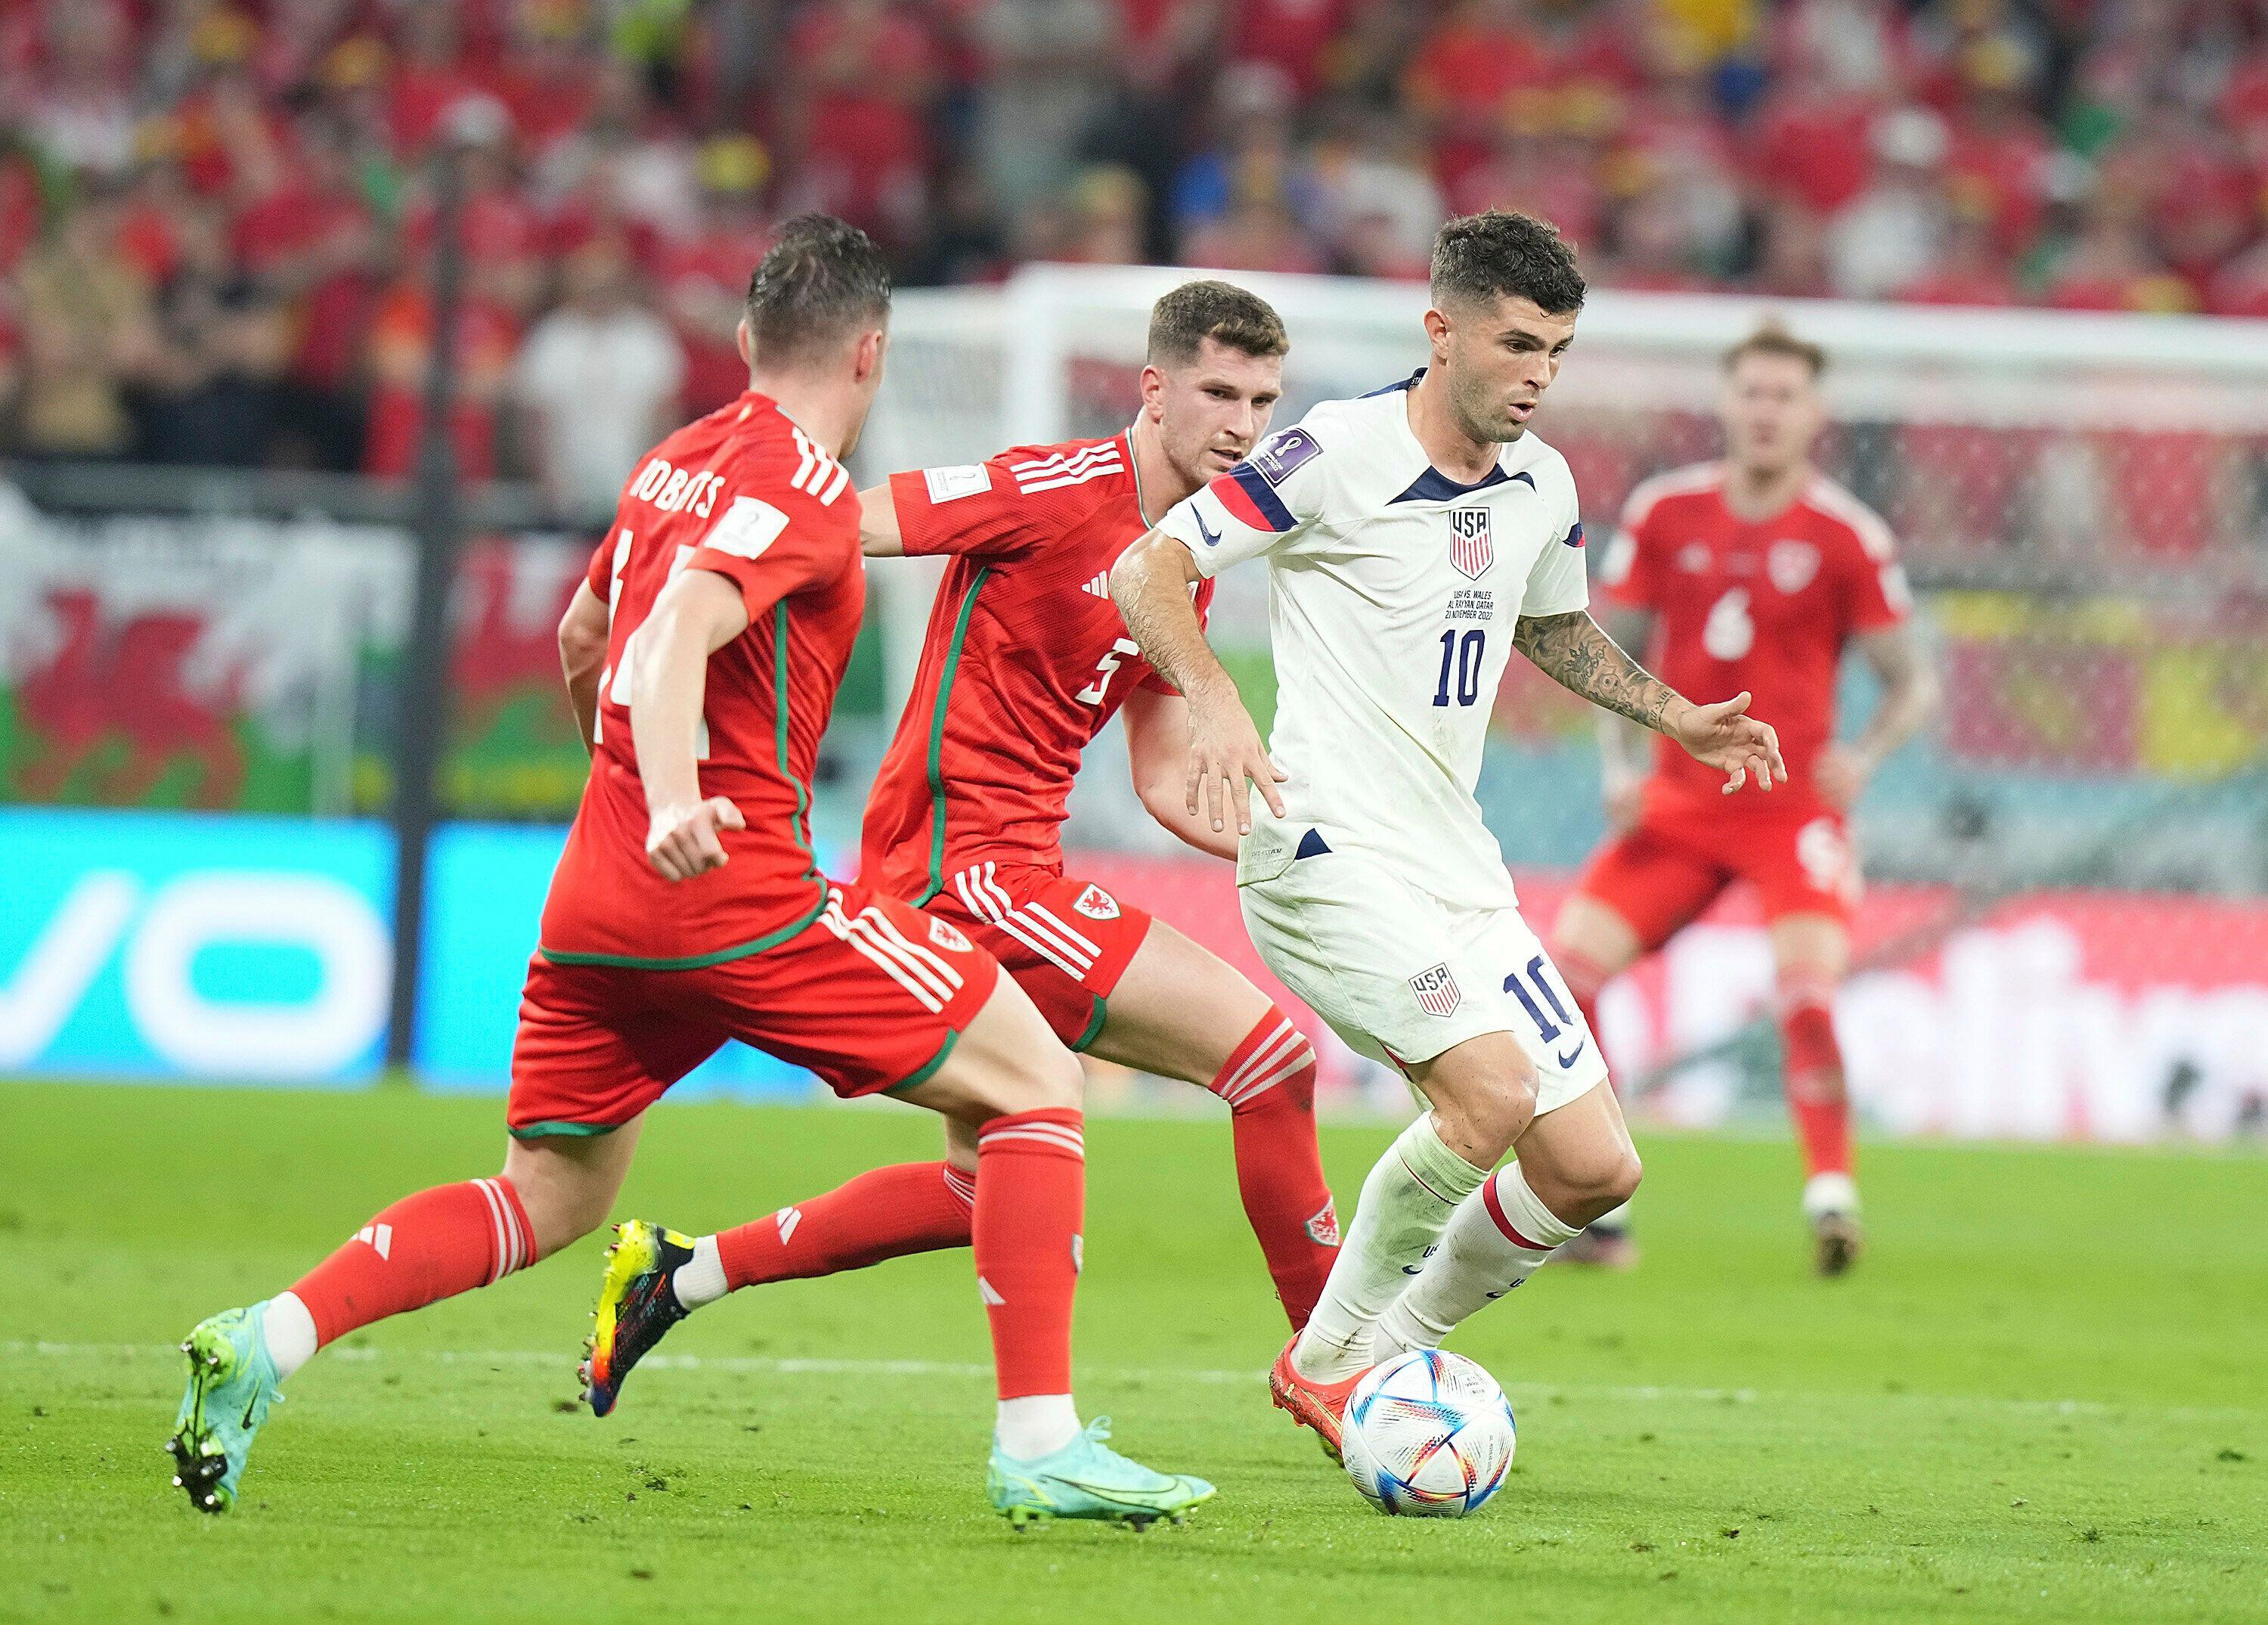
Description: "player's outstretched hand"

(1672, 692), (1787, 797)
(646, 796), (746, 880)
(1185, 690), (1287, 836)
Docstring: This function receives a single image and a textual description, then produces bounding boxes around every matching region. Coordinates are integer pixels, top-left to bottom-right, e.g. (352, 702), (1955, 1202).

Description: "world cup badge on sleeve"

(1448, 508), (1493, 579)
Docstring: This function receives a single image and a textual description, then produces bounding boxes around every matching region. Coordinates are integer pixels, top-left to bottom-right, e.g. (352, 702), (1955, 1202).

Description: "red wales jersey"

(861, 430), (1213, 901)
(1602, 464), (1910, 817)
(540, 391), (864, 964)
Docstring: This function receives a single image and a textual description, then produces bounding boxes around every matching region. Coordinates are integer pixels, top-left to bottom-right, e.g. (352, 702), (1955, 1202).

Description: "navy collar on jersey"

(1390, 464), (1533, 504)
(1369, 368), (1537, 504)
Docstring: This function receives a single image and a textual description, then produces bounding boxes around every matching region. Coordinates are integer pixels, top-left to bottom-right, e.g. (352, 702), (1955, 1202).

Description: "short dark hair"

(745, 213), (893, 368)
(1147, 279), (1290, 366)
(1430, 209), (1586, 316)
(1724, 321), (1826, 378)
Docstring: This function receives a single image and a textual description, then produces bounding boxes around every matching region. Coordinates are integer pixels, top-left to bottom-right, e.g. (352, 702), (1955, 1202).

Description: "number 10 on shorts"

(1505, 955), (1587, 1069)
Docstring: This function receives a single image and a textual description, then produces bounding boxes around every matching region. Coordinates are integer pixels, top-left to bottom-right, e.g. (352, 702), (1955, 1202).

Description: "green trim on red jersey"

(776, 598), (820, 885)
(538, 884), (831, 971)
(541, 600), (826, 972)
(507, 1118), (627, 1141)
(883, 1029), (961, 1096)
(1069, 994), (1108, 1055)
(914, 566), (993, 906)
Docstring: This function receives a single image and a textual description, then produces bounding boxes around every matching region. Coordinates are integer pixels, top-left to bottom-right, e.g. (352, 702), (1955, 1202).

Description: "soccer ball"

(1340, 1349), (1517, 1517)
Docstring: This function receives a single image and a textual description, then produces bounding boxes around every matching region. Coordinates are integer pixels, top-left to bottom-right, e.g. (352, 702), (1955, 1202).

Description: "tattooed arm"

(1513, 609), (1681, 731)
(1513, 609), (1787, 796)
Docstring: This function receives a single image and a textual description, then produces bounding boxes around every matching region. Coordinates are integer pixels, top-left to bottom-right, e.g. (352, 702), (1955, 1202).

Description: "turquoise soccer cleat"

(987, 1419), (1216, 1529)
(168, 1303), (283, 1514)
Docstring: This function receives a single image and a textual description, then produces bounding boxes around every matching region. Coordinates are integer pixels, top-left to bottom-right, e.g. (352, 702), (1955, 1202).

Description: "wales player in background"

(1111, 210), (1785, 1457)
(1553, 325), (1938, 1276)
(582, 283), (1346, 1408)
(167, 216), (1210, 1528)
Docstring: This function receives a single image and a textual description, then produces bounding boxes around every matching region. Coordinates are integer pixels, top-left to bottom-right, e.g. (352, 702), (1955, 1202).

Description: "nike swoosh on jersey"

(1194, 508), (1222, 547)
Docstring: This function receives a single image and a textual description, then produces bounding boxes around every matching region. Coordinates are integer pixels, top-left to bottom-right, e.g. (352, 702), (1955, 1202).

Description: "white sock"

(672, 1235), (729, 1310)
(995, 1394), (1081, 1460)
(1591, 1199), (1634, 1233)
(261, 1292), (318, 1382)
(1802, 1171), (1860, 1219)
(1294, 1112), (1489, 1382)
(1374, 1163), (1580, 1360)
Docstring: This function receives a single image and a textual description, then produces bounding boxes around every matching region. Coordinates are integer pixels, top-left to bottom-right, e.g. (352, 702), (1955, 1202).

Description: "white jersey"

(1157, 371), (1588, 911)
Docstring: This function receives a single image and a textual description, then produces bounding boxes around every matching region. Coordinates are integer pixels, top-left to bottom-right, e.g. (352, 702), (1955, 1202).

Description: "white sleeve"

(1520, 485), (1590, 617)
(1156, 422), (1331, 578)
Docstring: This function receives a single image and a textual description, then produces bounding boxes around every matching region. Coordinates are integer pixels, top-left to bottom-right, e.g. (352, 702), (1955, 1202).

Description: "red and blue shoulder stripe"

(1210, 463), (1298, 533)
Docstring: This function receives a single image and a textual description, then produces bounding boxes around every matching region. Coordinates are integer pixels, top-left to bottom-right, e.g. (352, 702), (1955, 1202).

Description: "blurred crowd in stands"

(4, 0), (2268, 501)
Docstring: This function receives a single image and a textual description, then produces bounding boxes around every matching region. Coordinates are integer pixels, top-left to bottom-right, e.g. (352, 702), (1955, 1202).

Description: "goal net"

(866, 266), (2268, 1143)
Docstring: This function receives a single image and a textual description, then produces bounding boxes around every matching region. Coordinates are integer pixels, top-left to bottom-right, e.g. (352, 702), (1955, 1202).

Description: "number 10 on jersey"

(1433, 629), (1486, 708)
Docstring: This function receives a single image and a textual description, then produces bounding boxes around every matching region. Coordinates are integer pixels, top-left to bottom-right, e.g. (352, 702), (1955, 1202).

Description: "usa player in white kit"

(1112, 212), (1785, 1453)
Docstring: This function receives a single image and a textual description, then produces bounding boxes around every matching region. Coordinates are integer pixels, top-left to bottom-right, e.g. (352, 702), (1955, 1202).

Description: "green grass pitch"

(2, 1080), (2262, 1624)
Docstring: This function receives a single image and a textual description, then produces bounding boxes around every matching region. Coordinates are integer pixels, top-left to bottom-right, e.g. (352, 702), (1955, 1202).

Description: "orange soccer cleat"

(1268, 1333), (1367, 1462)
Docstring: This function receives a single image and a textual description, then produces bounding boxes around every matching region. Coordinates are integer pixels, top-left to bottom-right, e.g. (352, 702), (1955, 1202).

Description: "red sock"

(972, 1109), (1084, 1400)
(1780, 973), (1854, 1178)
(717, 1161), (975, 1289)
(290, 1177), (536, 1347)
(1210, 1010), (1337, 1330)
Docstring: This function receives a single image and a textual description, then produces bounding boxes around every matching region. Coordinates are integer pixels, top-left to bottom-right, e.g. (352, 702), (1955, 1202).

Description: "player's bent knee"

(923, 981), (1084, 1126)
(1529, 1145), (1641, 1227)
(1554, 896), (1642, 979)
(502, 1133), (634, 1255)
(1439, 1075), (1536, 1167)
(510, 1174), (610, 1258)
(1012, 1042), (1083, 1113)
(1603, 1148), (1644, 1208)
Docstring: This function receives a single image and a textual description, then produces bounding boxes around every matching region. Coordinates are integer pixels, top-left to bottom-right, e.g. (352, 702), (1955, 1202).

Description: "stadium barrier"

(5, 806), (2263, 1140)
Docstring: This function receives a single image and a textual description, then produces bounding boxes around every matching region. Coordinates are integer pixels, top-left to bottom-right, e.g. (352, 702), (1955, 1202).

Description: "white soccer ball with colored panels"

(1340, 1349), (1517, 1517)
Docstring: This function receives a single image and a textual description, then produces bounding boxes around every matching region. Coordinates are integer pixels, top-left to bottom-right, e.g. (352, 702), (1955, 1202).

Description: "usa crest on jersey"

(1409, 962), (1462, 1016)
(1448, 507), (1493, 579)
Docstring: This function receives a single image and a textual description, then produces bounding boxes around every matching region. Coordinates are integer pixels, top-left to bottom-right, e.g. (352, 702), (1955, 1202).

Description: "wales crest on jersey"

(1073, 884), (1120, 921)
(1448, 507), (1493, 579)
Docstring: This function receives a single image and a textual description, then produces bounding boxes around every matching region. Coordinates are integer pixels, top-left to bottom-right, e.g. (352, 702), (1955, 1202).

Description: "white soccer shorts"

(1239, 845), (1609, 1115)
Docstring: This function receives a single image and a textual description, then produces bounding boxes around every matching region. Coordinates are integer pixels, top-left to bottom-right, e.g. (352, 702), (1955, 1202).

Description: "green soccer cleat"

(168, 1304), (282, 1514)
(581, 1220), (695, 1418)
(988, 1419), (1216, 1530)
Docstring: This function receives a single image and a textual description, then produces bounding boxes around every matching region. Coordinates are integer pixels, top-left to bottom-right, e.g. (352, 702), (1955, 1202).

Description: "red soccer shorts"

(924, 859), (1153, 1050)
(507, 882), (1000, 1137)
(1573, 799), (1862, 954)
